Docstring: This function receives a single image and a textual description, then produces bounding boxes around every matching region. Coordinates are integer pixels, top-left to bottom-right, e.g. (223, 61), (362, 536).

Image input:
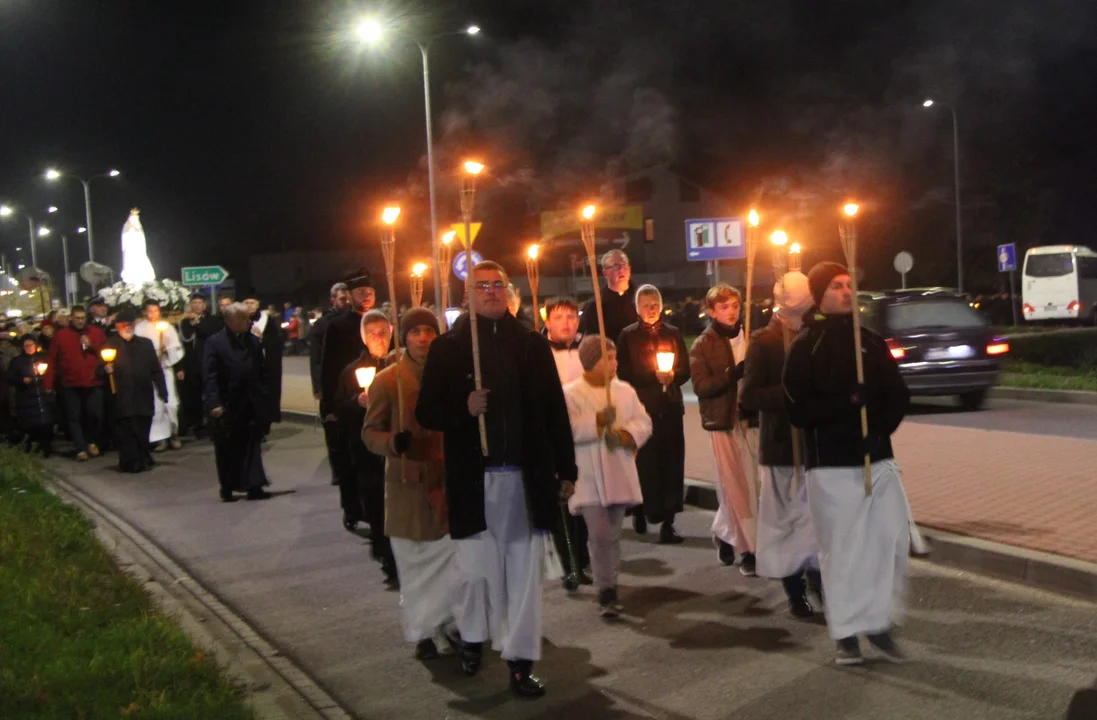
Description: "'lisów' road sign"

(182, 266), (229, 286)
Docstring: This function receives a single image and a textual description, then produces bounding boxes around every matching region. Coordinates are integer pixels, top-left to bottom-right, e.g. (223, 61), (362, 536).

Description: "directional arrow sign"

(181, 265), (229, 286)
(450, 223), (482, 246)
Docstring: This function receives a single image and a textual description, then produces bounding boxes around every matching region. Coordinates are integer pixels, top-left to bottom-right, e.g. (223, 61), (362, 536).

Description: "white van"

(1021, 245), (1097, 323)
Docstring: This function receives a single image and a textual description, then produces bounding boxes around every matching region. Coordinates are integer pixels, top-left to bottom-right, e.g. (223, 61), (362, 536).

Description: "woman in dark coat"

(616, 284), (690, 543)
(7, 335), (56, 456)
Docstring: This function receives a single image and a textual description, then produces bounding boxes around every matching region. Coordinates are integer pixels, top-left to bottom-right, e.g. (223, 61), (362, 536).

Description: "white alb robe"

(134, 319), (183, 442)
(389, 536), (458, 644)
(755, 465), (819, 579)
(806, 460), (909, 640)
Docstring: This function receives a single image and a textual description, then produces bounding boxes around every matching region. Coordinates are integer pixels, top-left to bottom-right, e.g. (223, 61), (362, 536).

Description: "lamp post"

(2, 205), (41, 268)
(45, 168), (121, 263)
(526, 244), (541, 332)
(355, 19), (481, 323)
(922, 100), (963, 294)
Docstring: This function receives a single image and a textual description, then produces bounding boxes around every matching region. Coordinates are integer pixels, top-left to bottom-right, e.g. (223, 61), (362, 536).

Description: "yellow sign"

(540, 205), (644, 240)
(450, 222), (482, 246)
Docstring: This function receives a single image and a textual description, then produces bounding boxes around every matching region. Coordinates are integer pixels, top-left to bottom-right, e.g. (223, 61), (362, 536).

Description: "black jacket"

(309, 308), (343, 397)
(416, 312), (577, 540)
(320, 310), (366, 416)
(179, 312), (223, 385)
(782, 312), (909, 469)
(578, 283), (638, 348)
(7, 352), (56, 429)
(740, 318), (802, 466)
(334, 349), (391, 476)
(616, 320), (690, 419)
(99, 335), (168, 419)
(203, 329), (268, 428)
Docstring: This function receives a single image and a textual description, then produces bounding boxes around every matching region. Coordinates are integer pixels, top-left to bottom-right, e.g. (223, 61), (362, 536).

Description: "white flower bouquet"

(97, 278), (191, 313)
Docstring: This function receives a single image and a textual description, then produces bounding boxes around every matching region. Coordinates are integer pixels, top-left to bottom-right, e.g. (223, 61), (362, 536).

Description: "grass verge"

(0, 449), (256, 720)
(1000, 361), (1097, 393)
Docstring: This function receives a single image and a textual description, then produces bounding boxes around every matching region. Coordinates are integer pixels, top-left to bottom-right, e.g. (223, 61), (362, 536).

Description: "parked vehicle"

(1021, 245), (1097, 323)
(859, 289), (1008, 410)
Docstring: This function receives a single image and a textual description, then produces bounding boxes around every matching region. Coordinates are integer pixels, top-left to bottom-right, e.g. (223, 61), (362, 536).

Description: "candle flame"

(355, 366), (377, 389)
(35, 362), (48, 375)
(100, 348), (117, 362)
(581, 204), (596, 220)
(748, 209), (760, 227)
(412, 262), (427, 277)
(382, 206), (401, 225)
(770, 230), (788, 246)
(156, 321), (168, 331)
(463, 160), (485, 176)
(843, 203), (860, 217)
(656, 351), (675, 373)
(527, 244), (539, 260)
(441, 230), (455, 246)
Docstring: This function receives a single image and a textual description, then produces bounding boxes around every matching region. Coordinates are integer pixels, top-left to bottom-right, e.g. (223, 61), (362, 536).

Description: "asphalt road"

(50, 424), (1097, 720)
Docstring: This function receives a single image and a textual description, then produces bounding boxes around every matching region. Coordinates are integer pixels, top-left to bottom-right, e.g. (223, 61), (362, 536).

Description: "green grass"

(1000, 361), (1097, 393)
(0, 449), (256, 720)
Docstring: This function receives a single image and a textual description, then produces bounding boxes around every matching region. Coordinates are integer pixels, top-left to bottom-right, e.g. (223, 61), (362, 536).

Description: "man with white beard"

(134, 299), (184, 451)
(783, 262), (911, 665)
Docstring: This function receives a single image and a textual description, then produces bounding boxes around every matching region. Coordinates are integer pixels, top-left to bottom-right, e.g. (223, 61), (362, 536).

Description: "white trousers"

(806, 460), (909, 640)
(149, 373), (179, 443)
(710, 428), (759, 551)
(453, 469), (545, 662)
(389, 535), (457, 644)
(756, 466), (819, 579)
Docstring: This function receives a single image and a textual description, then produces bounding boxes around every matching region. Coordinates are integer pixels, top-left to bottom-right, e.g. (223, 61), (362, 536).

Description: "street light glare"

(109, 169), (121, 177)
(467, 25), (481, 35)
(47, 206), (58, 213)
(381, 206), (401, 224)
(77, 227), (87, 233)
(843, 203), (861, 217)
(441, 230), (455, 245)
(37, 227), (50, 237)
(748, 209), (760, 227)
(770, 230), (788, 246)
(581, 204), (596, 220)
(356, 19), (382, 42)
(45, 169), (61, 181)
(527, 244), (539, 260)
(923, 99), (935, 107)
(412, 262), (428, 277)
(463, 160), (485, 176)
(0, 205), (12, 217)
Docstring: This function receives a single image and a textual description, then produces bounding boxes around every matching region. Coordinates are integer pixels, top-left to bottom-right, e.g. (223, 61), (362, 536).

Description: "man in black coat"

(204, 302), (273, 502)
(178, 291), (223, 439)
(243, 289), (283, 437)
(100, 309), (168, 474)
(783, 262), (911, 666)
(417, 260), (577, 698)
(310, 282), (350, 486)
(577, 249), (638, 344)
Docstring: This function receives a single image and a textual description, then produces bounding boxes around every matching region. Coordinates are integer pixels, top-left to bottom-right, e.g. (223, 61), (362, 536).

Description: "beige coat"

(363, 350), (448, 541)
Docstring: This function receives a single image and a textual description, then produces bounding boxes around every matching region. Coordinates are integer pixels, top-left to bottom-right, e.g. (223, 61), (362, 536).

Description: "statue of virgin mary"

(121, 208), (156, 284)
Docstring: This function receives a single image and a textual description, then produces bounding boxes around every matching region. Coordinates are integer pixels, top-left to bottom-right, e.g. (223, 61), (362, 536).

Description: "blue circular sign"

(452, 250), (484, 281)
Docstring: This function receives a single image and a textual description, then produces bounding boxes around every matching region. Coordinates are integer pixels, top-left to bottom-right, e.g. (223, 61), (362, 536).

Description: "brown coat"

(688, 324), (738, 431)
(363, 350), (448, 542)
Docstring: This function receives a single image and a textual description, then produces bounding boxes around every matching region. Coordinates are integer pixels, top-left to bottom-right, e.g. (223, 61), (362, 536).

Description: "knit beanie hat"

(807, 262), (849, 306)
(579, 335), (616, 372)
(399, 307), (439, 345)
(774, 271), (813, 318)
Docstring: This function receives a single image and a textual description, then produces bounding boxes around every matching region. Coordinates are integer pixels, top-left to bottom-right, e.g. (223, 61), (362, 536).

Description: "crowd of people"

(0, 247), (919, 700)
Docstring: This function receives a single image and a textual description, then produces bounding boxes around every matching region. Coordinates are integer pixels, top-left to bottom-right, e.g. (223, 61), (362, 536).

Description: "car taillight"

(1022, 304), (1034, 315)
(987, 342), (1009, 356)
(1068, 300), (1081, 313)
(886, 338), (905, 360)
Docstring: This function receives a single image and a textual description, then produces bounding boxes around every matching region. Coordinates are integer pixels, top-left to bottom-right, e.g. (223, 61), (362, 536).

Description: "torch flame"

(441, 230), (455, 246)
(790, 242), (802, 254)
(100, 348), (117, 363)
(527, 244), (539, 260)
(411, 262), (427, 277)
(748, 209), (760, 227)
(656, 351), (675, 373)
(770, 230), (788, 246)
(382, 206), (401, 225)
(843, 203), (860, 217)
(355, 366), (377, 390)
(581, 204), (596, 220)
(463, 161), (485, 176)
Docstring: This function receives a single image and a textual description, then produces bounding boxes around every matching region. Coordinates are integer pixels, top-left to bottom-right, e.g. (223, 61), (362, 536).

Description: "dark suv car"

(859, 289), (1008, 410)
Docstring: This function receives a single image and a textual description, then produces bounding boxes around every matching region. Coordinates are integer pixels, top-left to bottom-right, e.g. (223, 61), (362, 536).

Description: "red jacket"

(45, 325), (106, 390)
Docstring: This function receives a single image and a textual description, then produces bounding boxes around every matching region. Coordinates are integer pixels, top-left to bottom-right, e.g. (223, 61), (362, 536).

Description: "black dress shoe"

(658, 523), (684, 544)
(342, 515), (358, 532)
(508, 660), (545, 698)
(219, 492), (238, 503)
(381, 558), (399, 586)
(561, 574), (580, 593)
(577, 568), (594, 585)
(788, 594), (814, 618)
(459, 641), (483, 677)
(415, 639), (439, 661)
(246, 489), (273, 501)
(716, 539), (736, 566)
(633, 514), (648, 535)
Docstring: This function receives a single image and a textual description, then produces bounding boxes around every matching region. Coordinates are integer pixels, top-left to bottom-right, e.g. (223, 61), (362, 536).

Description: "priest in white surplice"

(135, 299), (184, 451)
(783, 262), (911, 666)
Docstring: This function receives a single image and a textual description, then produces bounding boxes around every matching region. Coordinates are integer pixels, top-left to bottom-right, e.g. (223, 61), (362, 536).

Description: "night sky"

(2, 0), (1095, 296)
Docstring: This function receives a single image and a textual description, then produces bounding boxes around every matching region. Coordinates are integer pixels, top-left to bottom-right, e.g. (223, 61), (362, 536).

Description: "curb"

(684, 479), (1097, 602)
(47, 474), (353, 720)
(989, 386), (1097, 406)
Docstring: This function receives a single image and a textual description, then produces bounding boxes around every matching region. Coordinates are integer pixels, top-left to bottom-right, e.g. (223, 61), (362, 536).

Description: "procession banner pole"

(839, 203), (873, 496)
(381, 206), (407, 480)
(579, 205), (613, 412)
(741, 210), (762, 516)
(770, 231), (804, 493)
(526, 244), (541, 332)
(461, 161), (489, 456)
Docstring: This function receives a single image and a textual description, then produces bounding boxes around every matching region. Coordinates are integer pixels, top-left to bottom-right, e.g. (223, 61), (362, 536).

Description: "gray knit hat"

(399, 307), (439, 345)
(579, 336), (616, 372)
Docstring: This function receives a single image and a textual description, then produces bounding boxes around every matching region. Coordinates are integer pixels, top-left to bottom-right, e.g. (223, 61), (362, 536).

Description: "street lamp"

(1, 204), (41, 268)
(354, 19), (481, 323)
(44, 167), (122, 263)
(922, 98), (964, 294)
(439, 230), (456, 324)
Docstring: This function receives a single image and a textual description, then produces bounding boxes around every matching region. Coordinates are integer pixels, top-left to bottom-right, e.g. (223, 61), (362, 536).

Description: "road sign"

(997, 243), (1017, 273)
(182, 265), (229, 286)
(452, 250), (484, 281)
(450, 223), (482, 246)
(893, 251), (913, 290)
(685, 218), (746, 261)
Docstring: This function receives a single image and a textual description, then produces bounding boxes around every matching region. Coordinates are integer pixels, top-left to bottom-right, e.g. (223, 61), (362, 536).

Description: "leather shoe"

(632, 514), (647, 535)
(508, 660), (545, 699)
(342, 515), (358, 533)
(246, 489), (273, 501)
(219, 491), (237, 503)
(658, 524), (684, 544)
(788, 594), (814, 618)
(459, 641), (483, 677)
(415, 639), (439, 661)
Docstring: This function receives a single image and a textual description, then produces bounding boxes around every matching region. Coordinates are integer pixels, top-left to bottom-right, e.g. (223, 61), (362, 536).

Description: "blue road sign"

(997, 243), (1017, 273)
(685, 218), (746, 261)
(452, 250), (484, 281)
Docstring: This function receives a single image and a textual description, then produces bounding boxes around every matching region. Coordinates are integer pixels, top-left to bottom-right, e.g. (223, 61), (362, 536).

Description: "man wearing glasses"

(578, 249), (638, 346)
(417, 261), (577, 699)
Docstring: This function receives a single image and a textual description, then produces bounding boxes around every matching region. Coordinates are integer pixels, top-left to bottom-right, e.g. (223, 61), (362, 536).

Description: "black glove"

(732, 361), (746, 381)
(393, 431), (412, 455)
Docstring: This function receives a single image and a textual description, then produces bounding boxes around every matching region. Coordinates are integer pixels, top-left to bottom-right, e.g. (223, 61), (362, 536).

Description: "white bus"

(1022, 245), (1097, 323)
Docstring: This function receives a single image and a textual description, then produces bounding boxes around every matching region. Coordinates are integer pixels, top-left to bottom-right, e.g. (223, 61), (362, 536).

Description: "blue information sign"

(685, 218), (746, 261)
(452, 250), (484, 281)
(997, 243), (1017, 273)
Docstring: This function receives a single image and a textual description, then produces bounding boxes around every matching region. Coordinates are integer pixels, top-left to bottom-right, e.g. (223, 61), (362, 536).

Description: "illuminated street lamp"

(44, 167), (121, 263)
(1, 204), (42, 268)
(922, 98), (964, 293)
(355, 19), (481, 323)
